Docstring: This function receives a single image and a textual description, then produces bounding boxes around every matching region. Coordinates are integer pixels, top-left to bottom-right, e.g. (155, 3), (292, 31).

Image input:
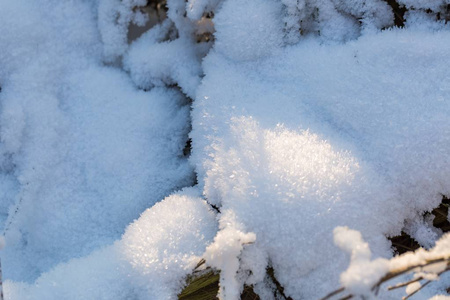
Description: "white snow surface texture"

(0, 0), (195, 285)
(0, 0), (449, 299)
(191, 30), (450, 298)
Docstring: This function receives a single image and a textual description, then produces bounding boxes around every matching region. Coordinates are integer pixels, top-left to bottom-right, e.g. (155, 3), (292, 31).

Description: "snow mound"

(191, 28), (450, 298)
(5, 188), (218, 300)
(2, 0), (450, 299)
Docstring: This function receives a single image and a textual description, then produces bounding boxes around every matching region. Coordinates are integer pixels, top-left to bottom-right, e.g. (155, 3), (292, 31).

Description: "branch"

(320, 257), (450, 300)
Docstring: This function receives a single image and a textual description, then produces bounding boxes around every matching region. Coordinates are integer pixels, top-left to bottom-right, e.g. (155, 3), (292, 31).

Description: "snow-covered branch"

(322, 228), (450, 300)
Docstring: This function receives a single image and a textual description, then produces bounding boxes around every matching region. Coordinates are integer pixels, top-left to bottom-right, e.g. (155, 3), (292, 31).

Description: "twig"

(194, 258), (205, 270)
(319, 287), (345, 300)
(401, 266), (450, 300)
(402, 279), (432, 300)
(371, 258), (449, 293)
(388, 276), (422, 291)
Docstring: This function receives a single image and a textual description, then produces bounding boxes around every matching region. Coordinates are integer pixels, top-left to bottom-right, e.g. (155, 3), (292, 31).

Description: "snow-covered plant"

(281, 0), (394, 43)
(322, 227), (450, 300)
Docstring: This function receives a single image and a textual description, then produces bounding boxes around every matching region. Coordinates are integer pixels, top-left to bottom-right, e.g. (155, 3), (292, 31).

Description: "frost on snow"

(1, 0), (450, 299)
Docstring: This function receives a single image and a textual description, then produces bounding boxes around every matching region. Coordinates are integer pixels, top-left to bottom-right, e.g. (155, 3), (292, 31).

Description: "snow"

(0, 0), (193, 283)
(399, 0), (443, 10)
(277, 0), (393, 43)
(406, 282), (422, 296)
(203, 212), (256, 299)
(430, 296), (450, 300)
(98, 0), (149, 62)
(1, 0), (450, 299)
(405, 217), (442, 250)
(334, 227), (389, 296)
(213, 0), (284, 61)
(186, 0), (222, 20)
(5, 188), (218, 300)
(190, 28), (450, 298)
(124, 29), (204, 99)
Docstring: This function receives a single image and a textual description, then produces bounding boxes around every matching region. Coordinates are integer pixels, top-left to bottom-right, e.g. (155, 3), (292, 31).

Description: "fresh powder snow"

(0, 0), (449, 299)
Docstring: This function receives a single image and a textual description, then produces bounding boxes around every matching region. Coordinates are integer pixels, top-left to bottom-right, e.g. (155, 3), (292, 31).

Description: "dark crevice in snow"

(436, 5), (450, 23)
(169, 83), (194, 104)
(240, 285), (260, 300)
(266, 267), (293, 300)
(382, 0), (450, 30)
(390, 231), (421, 255)
(208, 203), (220, 213)
(431, 196), (450, 233)
(128, 0), (168, 43)
(389, 196), (450, 255)
(183, 138), (192, 157)
(383, 0), (406, 27)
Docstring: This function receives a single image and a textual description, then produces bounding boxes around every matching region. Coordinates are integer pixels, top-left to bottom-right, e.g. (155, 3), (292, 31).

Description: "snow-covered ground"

(0, 0), (449, 299)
